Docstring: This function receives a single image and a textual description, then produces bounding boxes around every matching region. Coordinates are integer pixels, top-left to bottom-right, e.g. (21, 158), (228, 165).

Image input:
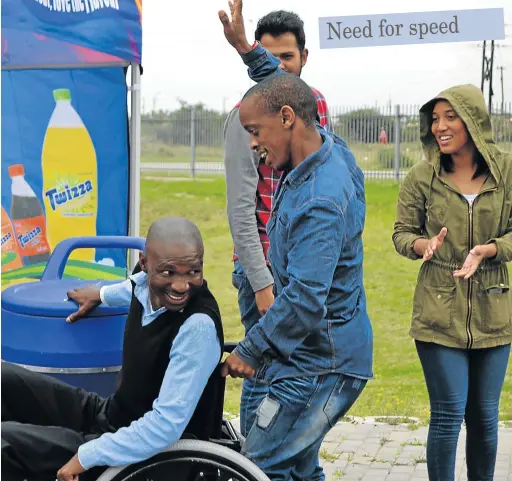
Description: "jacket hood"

(419, 84), (502, 183)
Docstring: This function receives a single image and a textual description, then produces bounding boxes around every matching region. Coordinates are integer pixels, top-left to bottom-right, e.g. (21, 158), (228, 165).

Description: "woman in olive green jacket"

(393, 84), (511, 481)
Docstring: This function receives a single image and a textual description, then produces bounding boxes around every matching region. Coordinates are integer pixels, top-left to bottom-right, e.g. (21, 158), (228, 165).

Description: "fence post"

(190, 107), (196, 179)
(393, 104), (401, 182)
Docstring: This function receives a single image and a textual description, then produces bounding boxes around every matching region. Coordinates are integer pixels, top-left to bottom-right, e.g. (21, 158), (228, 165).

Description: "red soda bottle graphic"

(8, 164), (51, 265)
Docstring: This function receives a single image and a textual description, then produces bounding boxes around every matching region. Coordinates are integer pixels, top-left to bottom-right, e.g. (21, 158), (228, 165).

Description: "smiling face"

(431, 100), (471, 155)
(239, 95), (294, 171)
(139, 241), (203, 312)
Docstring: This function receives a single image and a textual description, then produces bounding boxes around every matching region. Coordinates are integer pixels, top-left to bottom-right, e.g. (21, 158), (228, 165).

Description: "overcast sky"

(141, 0), (511, 113)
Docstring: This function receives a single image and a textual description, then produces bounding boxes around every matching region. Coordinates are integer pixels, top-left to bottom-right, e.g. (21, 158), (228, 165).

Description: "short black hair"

(255, 10), (306, 52)
(242, 73), (317, 127)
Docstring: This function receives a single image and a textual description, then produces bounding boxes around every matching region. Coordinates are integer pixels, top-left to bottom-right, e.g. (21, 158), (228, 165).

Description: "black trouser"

(1, 362), (116, 481)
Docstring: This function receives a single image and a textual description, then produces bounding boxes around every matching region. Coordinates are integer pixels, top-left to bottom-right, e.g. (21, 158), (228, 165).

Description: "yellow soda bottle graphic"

(42, 88), (97, 262)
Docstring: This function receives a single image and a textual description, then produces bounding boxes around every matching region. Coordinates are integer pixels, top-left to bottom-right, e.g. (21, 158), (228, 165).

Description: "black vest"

(106, 278), (224, 440)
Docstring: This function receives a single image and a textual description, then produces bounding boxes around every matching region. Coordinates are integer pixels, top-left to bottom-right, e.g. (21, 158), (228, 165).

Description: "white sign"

(318, 8), (504, 49)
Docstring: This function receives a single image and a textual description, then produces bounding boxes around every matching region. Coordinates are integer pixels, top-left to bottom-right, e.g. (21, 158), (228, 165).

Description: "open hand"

(453, 245), (486, 279)
(221, 352), (255, 379)
(66, 285), (102, 323)
(218, 0), (253, 54)
(423, 227), (447, 261)
(57, 454), (85, 481)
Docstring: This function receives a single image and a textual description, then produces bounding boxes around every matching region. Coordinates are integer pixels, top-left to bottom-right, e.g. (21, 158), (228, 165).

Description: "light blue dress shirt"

(77, 271), (221, 469)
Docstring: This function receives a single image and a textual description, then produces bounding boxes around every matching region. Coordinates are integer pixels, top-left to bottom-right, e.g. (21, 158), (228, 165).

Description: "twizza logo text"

(1, 232), (13, 247)
(45, 180), (93, 211)
(18, 226), (42, 249)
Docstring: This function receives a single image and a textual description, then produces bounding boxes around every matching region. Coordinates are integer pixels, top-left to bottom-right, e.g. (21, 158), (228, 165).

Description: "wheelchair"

(94, 342), (269, 481)
(3, 243), (269, 481)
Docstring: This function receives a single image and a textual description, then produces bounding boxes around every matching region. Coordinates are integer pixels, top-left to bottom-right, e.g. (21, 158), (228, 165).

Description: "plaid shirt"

(233, 87), (330, 263)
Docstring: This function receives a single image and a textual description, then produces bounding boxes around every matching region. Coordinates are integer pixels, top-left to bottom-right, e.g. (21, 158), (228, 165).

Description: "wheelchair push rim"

(96, 439), (270, 481)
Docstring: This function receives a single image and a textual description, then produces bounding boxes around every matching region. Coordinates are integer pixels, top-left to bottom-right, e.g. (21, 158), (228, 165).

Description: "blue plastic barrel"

(1, 236), (145, 397)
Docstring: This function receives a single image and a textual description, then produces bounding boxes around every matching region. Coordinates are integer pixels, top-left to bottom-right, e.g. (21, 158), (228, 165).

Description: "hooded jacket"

(392, 84), (512, 349)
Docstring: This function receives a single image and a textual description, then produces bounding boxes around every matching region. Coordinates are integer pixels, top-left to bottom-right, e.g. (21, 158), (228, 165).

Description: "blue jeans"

(242, 373), (366, 481)
(232, 262), (367, 480)
(415, 341), (510, 481)
(232, 260), (269, 336)
(232, 261), (269, 437)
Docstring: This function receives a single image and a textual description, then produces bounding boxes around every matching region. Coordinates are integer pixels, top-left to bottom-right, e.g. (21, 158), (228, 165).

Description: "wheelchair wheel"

(96, 439), (270, 481)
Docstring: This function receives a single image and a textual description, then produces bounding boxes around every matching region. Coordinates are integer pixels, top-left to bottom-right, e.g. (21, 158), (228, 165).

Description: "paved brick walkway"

(231, 417), (512, 480)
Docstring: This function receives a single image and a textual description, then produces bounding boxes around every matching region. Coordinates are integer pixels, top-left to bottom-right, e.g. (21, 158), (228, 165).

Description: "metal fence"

(141, 102), (512, 180)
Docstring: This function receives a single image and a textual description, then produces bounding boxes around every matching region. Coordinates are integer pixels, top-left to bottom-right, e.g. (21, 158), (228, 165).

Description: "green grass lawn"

(140, 177), (512, 421)
(141, 145), (223, 164)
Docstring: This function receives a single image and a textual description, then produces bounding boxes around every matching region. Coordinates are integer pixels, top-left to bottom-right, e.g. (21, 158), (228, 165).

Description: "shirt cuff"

(247, 266), (274, 293)
(235, 332), (268, 368)
(233, 349), (260, 369)
(485, 239), (501, 262)
(240, 43), (270, 70)
(99, 286), (109, 306)
(409, 236), (427, 260)
(77, 439), (100, 470)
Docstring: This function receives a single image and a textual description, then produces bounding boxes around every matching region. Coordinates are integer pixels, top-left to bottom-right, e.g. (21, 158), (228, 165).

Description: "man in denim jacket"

(223, 10), (330, 439)
(219, 2), (373, 480)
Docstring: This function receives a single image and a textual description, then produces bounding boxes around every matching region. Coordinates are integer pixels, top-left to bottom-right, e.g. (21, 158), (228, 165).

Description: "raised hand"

(423, 227), (447, 261)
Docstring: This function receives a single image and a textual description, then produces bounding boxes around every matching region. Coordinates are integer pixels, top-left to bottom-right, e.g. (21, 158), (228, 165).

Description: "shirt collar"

(284, 132), (332, 189)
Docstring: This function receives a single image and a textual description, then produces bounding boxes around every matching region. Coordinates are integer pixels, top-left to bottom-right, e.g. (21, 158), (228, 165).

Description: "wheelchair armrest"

(223, 342), (238, 354)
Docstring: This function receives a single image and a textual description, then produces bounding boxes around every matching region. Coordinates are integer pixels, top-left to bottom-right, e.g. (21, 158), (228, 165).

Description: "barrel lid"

(1, 279), (130, 317)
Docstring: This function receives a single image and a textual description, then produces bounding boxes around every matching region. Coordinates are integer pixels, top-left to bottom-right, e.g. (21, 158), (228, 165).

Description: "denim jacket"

(233, 49), (374, 380)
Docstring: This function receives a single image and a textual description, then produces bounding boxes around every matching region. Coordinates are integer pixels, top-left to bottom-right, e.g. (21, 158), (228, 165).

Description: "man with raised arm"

(222, 8), (330, 439)
(218, 5), (373, 478)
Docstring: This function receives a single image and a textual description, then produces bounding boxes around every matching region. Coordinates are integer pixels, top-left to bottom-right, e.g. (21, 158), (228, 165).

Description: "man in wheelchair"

(1, 217), (226, 481)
